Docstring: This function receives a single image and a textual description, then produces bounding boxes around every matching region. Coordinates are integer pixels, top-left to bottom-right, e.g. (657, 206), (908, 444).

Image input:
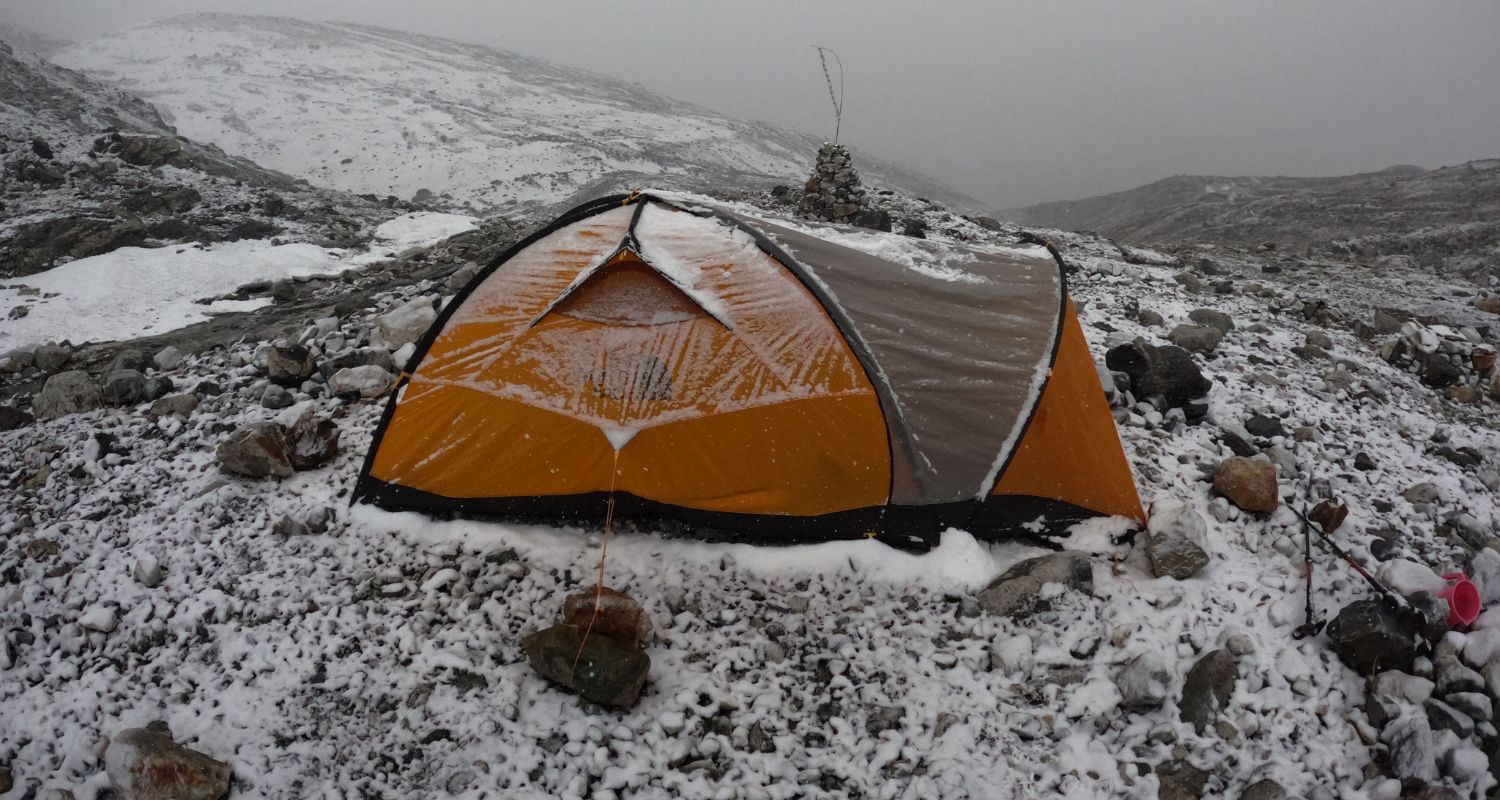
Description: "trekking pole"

(1292, 463), (1324, 639)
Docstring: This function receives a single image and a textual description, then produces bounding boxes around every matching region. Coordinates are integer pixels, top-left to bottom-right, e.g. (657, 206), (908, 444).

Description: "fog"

(6, 0), (1499, 209)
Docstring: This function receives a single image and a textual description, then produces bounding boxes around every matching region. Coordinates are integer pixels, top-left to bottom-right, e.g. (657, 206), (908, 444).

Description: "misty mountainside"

(0, 36), (406, 280)
(1009, 161), (1500, 281)
(0, 21), (70, 58)
(51, 13), (981, 216)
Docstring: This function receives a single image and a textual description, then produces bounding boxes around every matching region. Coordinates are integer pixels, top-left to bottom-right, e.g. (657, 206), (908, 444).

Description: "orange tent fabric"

(355, 193), (1143, 548)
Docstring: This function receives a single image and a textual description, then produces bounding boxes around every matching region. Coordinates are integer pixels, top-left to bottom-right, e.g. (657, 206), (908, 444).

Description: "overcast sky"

(6, 1), (1499, 209)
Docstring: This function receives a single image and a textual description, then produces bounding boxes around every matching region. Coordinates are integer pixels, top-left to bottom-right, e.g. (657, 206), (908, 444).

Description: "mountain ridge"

(52, 13), (985, 216)
(1006, 159), (1500, 280)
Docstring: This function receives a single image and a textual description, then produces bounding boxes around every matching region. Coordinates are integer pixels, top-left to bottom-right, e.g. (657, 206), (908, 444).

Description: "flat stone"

(976, 552), (1093, 618)
(105, 726), (230, 800)
(1179, 649), (1236, 732)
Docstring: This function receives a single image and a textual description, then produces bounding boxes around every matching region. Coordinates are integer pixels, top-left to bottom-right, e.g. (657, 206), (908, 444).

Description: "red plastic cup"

(1441, 572), (1481, 627)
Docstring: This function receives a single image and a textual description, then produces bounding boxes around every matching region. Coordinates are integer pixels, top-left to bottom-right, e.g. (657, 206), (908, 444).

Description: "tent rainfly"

(354, 192), (1144, 550)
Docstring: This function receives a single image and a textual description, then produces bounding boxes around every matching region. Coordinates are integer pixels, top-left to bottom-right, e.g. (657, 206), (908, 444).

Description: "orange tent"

(354, 193), (1143, 549)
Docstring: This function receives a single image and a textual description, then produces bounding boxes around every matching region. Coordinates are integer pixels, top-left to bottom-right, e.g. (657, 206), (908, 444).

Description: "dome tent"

(353, 192), (1143, 550)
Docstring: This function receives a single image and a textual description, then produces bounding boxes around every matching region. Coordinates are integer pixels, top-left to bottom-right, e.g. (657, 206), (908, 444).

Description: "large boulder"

(101, 369), (146, 406)
(265, 343), (318, 386)
(320, 348), (395, 380)
(523, 623), (650, 707)
(1168, 324), (1223, 354)
(216, 422), (294, 478)
(976, 552), (1093, 618)
(1188, 308), (1235, 333)
(1179, 648), (1237, 733)
(104, 724), (231, 800)
(149, 394), (200, 419)
(1212, 457), (1279, 513)
(32, 341), (72, 372)
(33, 370), (102, 419)
(328, 365), (393, 398)
(1326, 599), (1419, 674)
(283, 409), (340, 471)
(1104, 340), (1212, 407)
(1144, 500), (1211, 579)
(371, 297), (437, 350)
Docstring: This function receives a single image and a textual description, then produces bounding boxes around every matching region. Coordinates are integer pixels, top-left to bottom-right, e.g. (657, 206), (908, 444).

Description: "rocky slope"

(1008, 161), (1500, 283)
(2, 181), (1499, 798)
(50, 13), (982, 217)
(0, 37), (411, 282)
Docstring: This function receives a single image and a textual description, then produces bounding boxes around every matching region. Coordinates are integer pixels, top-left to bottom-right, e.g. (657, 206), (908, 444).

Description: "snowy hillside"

(0, 35), (410, 284)
(51, 14), (980, 215)
(1007, 162), (1500, 283)
(3, 182), (1500, 798)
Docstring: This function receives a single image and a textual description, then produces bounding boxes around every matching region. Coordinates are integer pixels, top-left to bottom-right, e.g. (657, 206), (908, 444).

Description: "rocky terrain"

(49, 13), (982, 217)
(0, 39), (412, 283)
(3, 13), (1500, 799)
(1, 174), (1499, 797)
(1008, 161), (1500, 284)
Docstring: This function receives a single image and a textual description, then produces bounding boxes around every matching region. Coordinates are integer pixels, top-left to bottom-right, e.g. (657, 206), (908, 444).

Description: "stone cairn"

(797, 142), (866, 224)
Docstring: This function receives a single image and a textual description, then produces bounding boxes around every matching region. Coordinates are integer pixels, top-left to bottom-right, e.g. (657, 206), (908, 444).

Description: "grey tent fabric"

(726, 212), (1064, 505)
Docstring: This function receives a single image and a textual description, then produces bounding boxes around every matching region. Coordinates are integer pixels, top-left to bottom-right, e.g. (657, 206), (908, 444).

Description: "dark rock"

(1179, 649), (1236, 733)
(851, 208), (893, 233)
(523, 623), (650, 707)
(271, 279), (298, 302)
(107, 348), (149, 374)
(149, 393), (199, 419)
(901, 219), (928, 239)
(1188, 308), (1234, 333)
(1220, 430), (1257, 457)
(0, 405), (32, 431)
(1306, 498), (1348, 534)
(866, 705), (905, 735)
(104, 725), (231, 800)
(320, 348), (395, 380)
(101, 369), (146, 406)
(1137, 309), (1166, 327)
(1354, 452), (1378, 471)
(1212, 457), (1279, 513)
(1239, 778), (1285, 800)
(1383, 713), (1437, 783)
(1445, 691), (1492, 723)
(1290, 344), (1331, 361)
(976, 552), (1093, 618)
(1144, 500), (1210, 580)
(266, 343), (318, 385)
(1326, 599), (1418, 674)
(1156, 759), (1209, 800)
(285, 412), (340, 471)
(30, 137), (53, 160)
(142, 376), (175, 401)
(1244, 414), (1287, 439)
(562, 587), (652, 648)
(261, 384), (294, 409)
(1426, 698), (1475, 738)
(1105, 341), (1212, 408)
(32, 341), (72, 372)
(1116, 653), (1172, 710)
(1168, 324), (1223, 354)
(33, 369), (102, 419)
(1420, 354), (1462, 389)
(95, 133), (191, 168)
(216, 422), (295, 479)
(273, 515), (309, 536)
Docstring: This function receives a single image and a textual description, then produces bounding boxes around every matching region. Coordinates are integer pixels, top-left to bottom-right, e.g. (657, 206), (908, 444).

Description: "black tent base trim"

(352, 479), (1122, 554)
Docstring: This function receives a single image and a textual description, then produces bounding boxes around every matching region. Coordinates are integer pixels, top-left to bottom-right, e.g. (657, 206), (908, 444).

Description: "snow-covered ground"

(48, 14), (975, 215)
(0, 212), (473, 350)
(2, 193), (1498, 798)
